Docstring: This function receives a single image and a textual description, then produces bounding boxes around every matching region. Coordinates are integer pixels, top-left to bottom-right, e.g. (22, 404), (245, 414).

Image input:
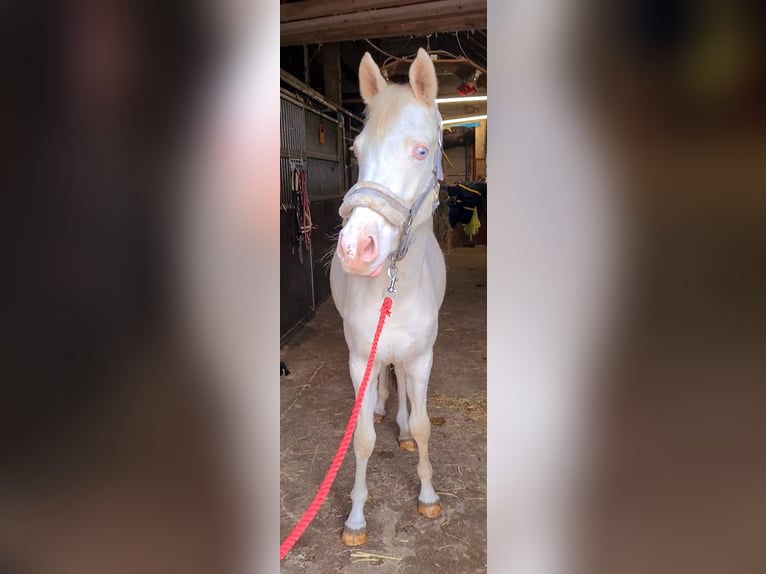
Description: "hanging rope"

(280, 296), (394, 560)
(291, 165), (313, 264)
(297, 168), (313, 252)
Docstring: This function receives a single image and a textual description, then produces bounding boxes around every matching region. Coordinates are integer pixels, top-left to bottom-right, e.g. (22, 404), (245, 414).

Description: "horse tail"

(380, 363), (396, 396)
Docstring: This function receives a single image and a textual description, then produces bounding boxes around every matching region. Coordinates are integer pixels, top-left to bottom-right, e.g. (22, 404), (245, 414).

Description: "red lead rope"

(280, 296), (394, 560)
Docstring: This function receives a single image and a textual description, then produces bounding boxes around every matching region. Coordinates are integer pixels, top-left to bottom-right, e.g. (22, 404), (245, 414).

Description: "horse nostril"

(337, 233), (355, 259)
(360, 235), (376, 262)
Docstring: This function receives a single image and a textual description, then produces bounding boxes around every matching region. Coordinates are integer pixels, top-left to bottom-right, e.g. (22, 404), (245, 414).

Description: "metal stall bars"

(279, 71), (364, 344)
(280, 90), (314, 342)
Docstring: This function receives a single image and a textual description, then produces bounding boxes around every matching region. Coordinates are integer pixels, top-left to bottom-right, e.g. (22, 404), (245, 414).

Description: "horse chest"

(343, 300), (437, 362)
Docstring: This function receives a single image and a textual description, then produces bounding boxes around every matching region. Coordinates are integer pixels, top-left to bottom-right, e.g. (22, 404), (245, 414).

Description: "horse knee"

(353, 428), (376, 459)
(355, 441), (375, 460)
(409, 413), (431, 442)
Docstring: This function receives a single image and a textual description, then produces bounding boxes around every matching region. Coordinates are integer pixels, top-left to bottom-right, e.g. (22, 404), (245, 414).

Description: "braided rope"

(280, 296), (394, 560)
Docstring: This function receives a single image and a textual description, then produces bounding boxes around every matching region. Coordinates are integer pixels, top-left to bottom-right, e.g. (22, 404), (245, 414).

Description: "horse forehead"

(360, 101), (436, 149)
(393, 103), (435, 130)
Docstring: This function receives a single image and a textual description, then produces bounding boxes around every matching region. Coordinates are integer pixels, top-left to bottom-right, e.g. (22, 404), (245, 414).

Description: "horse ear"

(359, 52), (387, 105)
(409, 48), (438, 105)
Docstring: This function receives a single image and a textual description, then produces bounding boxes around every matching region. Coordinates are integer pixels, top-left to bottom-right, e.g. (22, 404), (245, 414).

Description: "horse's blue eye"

(416, 146), (428, 158)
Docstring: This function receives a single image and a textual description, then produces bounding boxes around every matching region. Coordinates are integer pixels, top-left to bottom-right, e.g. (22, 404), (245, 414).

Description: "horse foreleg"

(342, 357), (380, 546)
(403, 351), (441, 518)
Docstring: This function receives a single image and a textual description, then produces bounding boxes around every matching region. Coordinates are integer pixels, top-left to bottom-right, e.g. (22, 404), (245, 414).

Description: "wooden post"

(303, 45), (310, 85)
(475, 120), (486, 179)
(322, 43), (342, 107)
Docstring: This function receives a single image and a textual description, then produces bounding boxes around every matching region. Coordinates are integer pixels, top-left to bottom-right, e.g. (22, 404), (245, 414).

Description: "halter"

(339, 110), (444, 264)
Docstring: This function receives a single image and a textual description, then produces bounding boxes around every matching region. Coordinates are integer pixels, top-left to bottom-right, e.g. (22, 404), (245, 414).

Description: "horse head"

(336, 48), (443, 277)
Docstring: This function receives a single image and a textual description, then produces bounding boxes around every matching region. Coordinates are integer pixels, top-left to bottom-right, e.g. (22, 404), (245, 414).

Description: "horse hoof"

(374, 413), (385, 424)
(341, 527), (367, 546)
(418, 501), (442, 518)
(399, 439), (417, 452)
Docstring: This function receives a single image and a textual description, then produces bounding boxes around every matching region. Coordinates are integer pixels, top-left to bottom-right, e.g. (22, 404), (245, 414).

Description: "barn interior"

(278, 1), (488, 343)
(277, 2), (490, 571)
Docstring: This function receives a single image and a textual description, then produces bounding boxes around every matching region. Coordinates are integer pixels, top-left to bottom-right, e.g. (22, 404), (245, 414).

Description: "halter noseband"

(338, 111), (444, 263)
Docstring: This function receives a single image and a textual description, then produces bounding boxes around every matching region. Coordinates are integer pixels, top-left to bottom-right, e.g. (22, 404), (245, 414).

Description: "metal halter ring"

(382, 261), (399, 300)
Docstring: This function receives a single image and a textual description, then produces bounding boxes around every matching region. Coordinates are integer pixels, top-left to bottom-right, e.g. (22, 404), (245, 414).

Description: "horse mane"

(363, 83), (433, 146)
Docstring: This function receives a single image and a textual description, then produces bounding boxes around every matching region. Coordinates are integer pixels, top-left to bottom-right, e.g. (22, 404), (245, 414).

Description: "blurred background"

(570, 1), (766, 572)
(488, 0), (764, 570)
(0, 0), (764, 572)
(0, 2), (246, 573)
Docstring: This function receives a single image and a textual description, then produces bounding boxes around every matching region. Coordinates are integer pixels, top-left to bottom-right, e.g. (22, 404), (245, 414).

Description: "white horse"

(330, 48), (446, 546)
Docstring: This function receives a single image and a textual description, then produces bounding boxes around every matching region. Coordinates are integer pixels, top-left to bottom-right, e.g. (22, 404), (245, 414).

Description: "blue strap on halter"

(434, 110), (444, 183)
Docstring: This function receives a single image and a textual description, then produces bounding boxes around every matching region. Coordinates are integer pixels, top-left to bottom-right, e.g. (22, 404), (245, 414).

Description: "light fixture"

(456, 69), (482, 96)
(441, 114), (487, 126)
(436, 95), (487, 104)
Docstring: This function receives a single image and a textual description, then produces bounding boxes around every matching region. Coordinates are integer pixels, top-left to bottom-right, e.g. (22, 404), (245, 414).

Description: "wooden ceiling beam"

(281, 0), (436, 23)
(281, 0), (486, 46)
(282, 18), (486, 47)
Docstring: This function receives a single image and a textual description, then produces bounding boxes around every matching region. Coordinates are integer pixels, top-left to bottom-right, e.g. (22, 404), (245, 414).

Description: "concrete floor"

(280, 246), (487, 573)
